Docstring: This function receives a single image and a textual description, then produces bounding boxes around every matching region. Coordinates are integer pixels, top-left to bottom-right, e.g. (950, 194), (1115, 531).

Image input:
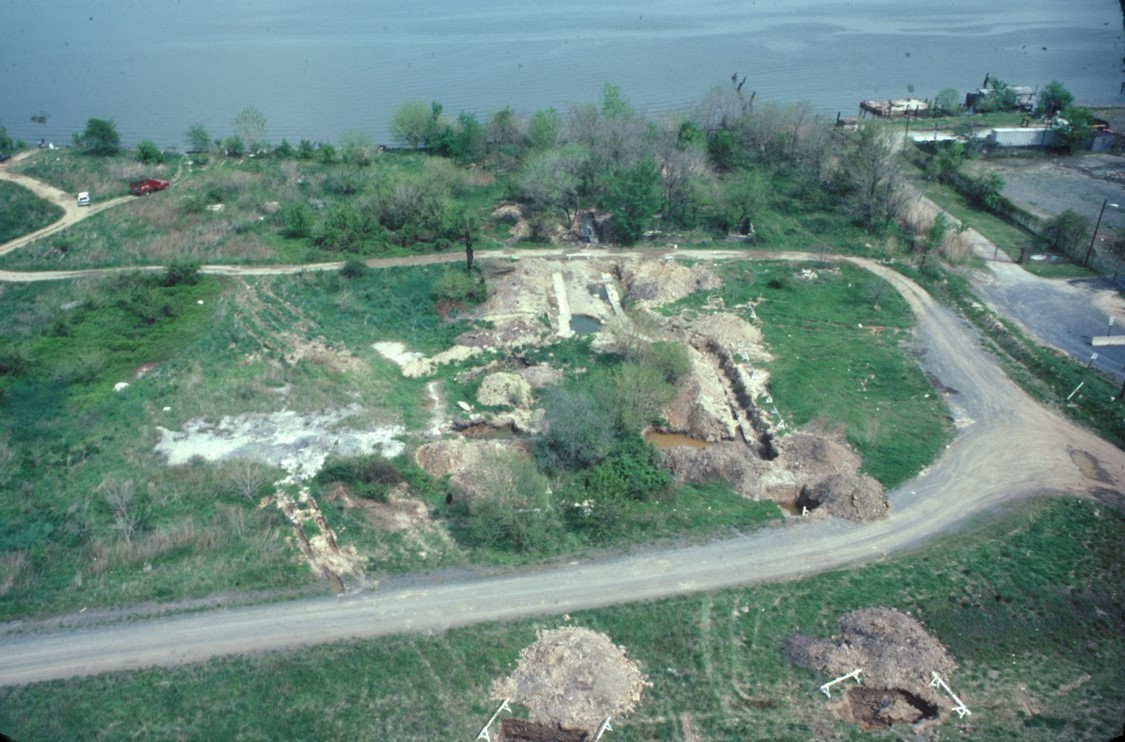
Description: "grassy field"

(1, 149), (509, 270)
(0, 181), (64, 244)
(2, 496), (1120, 741)
(664, 260), (953, 489)
(0, 251), (952, 619)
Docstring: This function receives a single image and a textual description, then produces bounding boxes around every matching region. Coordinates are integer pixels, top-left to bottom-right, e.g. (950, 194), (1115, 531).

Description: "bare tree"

(98, 476), (142, 546)
(229, 460), (270, 501)
(232, 106), (267, 152)
(842, 126), (907, 233)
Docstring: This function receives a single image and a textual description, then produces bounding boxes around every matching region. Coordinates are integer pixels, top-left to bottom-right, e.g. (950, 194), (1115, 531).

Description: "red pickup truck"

(129, 178), (170, 196)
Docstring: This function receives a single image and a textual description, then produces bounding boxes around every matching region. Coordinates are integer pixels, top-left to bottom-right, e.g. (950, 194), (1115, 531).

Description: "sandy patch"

(373, 341), (482, 378)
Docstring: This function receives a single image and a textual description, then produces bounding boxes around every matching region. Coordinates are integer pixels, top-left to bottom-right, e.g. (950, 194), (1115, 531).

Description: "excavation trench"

(845, 687), (940, 729)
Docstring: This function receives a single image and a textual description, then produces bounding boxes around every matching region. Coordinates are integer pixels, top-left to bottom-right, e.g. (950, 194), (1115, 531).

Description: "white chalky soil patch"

(153, 404), (405, 585)
(153, 403), (404, 481)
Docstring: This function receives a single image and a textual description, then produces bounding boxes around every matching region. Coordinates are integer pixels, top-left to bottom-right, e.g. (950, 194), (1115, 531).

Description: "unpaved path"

(1, 248), (1122, 687)
(0, 151), (133, 257)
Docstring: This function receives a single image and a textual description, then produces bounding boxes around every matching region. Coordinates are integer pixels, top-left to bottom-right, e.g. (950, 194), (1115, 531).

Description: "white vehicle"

(76, 191), (90, 207)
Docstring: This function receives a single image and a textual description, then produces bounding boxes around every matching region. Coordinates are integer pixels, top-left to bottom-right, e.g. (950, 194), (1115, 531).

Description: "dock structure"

(859, 98), (929, 118)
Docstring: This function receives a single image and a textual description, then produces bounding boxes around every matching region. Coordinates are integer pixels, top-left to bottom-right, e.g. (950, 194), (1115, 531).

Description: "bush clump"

(433, 268), (486, 305)
(314, 455), (403, 502)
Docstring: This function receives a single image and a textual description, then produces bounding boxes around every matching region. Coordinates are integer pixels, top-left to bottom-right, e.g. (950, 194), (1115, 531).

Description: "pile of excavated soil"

(659, 422), (888, 521)
(493, 202), (531, 242)
(662, 346), (739, 442)
(414, 437), (530, 499)
(477, 371), (534, 409)
(618, 260), (721, 306)
(797, 472), (888, 522)
(492, 627), (648, 734)
(785, 607), (957, 729)
(517, 363), (565, 389)
(660, 441), (771, 498)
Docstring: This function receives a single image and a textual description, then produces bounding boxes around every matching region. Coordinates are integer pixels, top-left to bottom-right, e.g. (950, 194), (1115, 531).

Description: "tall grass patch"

(0, 181), (64, 243)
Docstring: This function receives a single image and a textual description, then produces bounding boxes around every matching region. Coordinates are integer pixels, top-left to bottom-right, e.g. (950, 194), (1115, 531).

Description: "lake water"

(3, 0), (1121, 148)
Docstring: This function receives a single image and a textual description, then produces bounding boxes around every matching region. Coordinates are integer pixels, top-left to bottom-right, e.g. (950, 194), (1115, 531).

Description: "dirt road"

(1, 247), (1121, 687)
(0, 151), (132, 257)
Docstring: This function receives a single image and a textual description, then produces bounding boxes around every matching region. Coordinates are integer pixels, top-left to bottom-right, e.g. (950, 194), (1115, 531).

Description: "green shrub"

(136, 140), (164, 165)
(432, 268), (485, 305)
(459, 450), (563, 553)
(314, 455), (402, 503)
(339, 259), (368, 279)
(640, 340), (691, 385)
(281, 202), (314, 238)
(583, 436), (670, 503)
(535, 382), (618, 472)
(161, 262), (201, 287)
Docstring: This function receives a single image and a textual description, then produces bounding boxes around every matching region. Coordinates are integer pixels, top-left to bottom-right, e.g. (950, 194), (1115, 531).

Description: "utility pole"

(1085, 199), (1119, 268)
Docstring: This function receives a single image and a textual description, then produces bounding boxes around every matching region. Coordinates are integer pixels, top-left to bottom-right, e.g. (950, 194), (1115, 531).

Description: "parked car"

(77, 192), (91, 207)
(129, 178), (170, 196)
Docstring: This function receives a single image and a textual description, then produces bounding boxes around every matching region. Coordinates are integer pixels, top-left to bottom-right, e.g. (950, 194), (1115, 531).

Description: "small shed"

(987, 127), (1058, 149)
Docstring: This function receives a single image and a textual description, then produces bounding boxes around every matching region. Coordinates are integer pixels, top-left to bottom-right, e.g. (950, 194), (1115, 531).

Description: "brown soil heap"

(491, 627), (649, 734)
(659, 421), (889, 520)
(797, 472), (888, 522)
(785, 607), (958, 729)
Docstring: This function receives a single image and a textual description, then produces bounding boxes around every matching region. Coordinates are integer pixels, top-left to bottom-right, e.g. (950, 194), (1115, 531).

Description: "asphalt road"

(1, 249), (1122, 688)
(971, 261), (1125, 380)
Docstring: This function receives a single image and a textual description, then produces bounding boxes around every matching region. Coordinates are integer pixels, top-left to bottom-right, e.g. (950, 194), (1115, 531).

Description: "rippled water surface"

(3, 0), (1120, 146)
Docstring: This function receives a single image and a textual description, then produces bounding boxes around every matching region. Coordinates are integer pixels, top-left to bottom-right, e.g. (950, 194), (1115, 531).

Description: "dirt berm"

(785, 607), (959, 729)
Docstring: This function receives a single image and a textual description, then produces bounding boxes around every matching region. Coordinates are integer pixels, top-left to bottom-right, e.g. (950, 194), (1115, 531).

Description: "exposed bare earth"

(1, 245), (1123, 686)
(786, 607), (957, 729)
(0, 160), (1123, 687)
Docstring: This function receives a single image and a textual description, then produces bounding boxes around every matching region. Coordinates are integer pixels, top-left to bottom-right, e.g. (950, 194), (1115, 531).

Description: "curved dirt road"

(1, 247), (1122, 687)
(0, 152), (133, 257)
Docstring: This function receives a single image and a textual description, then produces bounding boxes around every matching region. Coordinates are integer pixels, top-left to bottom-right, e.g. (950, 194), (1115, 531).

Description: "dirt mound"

(491, 627), (649, 733)
(492, 202), (531, 242)
(798, 472), (888, 522)
(660, 441), (770, 497)
(477, 371), (533, 408)
(774, 423), (860, 480)
(686, 312), (771, 364)
(662, 347), (739, 442)
(517, 363), (565, 389)
(619, 260), (721, 306)
(658, 422), (886, 520)
(414, 437), (527, 498)
(785, 607), (957, 729)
